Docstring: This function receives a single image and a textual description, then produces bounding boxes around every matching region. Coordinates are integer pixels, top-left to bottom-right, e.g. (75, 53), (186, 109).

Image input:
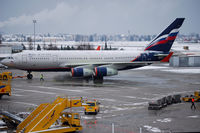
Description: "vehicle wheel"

(94, 110), (97, 115)
(62, 121), (69, 126)
(188, 99), (192, 102)
(3, 75), (7, 80)
(27, 74), (33, 79)
(85, 112), (88, 115)
(0, 95), (2, 99)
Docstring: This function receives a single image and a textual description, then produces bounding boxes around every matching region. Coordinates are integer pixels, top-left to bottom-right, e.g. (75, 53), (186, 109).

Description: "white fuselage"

(4, 50), (146, 71)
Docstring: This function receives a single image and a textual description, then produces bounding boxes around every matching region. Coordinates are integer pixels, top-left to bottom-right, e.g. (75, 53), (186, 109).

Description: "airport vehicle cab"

(61, 112), (82, 128)
(0, 72), (12, 80)
(0, 72), (12, 99)
(0, 79), (11, 99)
(84, 100), (100, 115)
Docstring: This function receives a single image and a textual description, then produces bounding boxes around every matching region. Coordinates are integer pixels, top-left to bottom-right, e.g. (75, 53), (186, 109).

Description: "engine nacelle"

(94, 67), (118, 77)
(71, 68), (93, 77)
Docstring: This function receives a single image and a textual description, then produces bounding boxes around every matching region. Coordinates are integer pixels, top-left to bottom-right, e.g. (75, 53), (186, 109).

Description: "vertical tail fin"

(145, 18), (185, 52)
(96, 46), (101, 51)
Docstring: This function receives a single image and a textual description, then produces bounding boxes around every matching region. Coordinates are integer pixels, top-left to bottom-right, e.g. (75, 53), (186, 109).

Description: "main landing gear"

(27, 71), (33, 79)
(93, 76), (103, 84)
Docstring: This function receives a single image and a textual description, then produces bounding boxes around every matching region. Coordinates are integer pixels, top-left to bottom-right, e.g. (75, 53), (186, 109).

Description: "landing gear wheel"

(93, 76), (103, 84)
(27, 73), (33, 79)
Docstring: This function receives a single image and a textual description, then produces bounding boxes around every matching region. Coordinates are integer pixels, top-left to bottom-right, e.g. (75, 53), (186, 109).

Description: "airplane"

(1, 18), (185, 80)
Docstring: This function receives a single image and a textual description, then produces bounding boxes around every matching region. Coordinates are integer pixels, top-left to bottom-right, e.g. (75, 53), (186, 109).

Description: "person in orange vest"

(191, 98), (196, 110)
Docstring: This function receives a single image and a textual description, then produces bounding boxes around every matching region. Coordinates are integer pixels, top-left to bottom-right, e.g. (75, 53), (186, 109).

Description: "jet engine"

(71, 68), (93, 77)
(94, 67), (118, 77)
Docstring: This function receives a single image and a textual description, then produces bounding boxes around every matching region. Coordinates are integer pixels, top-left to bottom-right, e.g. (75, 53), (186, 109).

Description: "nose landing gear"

(27, 71), (33, 79)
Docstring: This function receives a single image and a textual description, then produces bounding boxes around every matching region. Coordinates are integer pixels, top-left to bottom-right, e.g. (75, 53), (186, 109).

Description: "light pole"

(33, 19), (36, 50)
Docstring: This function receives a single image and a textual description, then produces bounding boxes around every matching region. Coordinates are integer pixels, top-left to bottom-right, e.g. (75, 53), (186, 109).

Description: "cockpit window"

(6, 57), (14, 59)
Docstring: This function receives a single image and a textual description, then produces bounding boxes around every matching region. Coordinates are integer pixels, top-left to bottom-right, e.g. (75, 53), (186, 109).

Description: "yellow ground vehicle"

(0, 72), (12, 80)
(61, 112), (81, 127)
(84, 100), (100, 115)
(0, 81), (11, 99)
(182, 91), (200, 102)
(0, 96), (100, 132)
(0, 97), (91, 133)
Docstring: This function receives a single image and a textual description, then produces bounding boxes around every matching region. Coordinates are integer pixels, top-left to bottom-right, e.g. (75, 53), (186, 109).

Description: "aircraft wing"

(59, 61), (157, 70)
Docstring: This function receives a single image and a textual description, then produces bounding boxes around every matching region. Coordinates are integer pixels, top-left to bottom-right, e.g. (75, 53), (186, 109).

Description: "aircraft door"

(52, 55), (58, 63)
(22, 55), (27, 64)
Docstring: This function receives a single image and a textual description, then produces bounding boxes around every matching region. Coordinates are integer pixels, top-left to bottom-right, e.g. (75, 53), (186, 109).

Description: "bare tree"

(21, 43), (26, 50)
(0, 34), (2, 44)
(37, 44), (41, 50)
(27, 37), (33, 50)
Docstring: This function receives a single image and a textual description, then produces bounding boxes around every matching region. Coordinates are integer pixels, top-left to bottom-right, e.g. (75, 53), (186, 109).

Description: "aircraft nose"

(1, 59), (11, 66)
(1, 59), (7, 65)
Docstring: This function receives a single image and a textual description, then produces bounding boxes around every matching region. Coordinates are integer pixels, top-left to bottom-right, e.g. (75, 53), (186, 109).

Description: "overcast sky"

(0, 0), (199, 35)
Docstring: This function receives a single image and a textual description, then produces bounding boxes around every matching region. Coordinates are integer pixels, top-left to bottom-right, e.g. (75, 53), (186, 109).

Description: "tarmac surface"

(0, 64), (200, 133)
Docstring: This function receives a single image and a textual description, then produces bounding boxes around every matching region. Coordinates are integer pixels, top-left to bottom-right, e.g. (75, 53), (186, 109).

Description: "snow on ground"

(156, 118), (172, 123)
(162, 68), (200, 74)
(187, 115), (199, 118)
(143, 125), (161, 132)
(163, 68), (200, 74)
(135, 65), (169, 70)
(100, 98), (116, 102)
(109, 42), (200, 53)
(0, 120), (5, 125)
(0, 131), (7, 133)
(134, 65), (200, 74)
(4, 41), (200, 53)
(123, 102), (148, 106)
(81, 116), (100, 120)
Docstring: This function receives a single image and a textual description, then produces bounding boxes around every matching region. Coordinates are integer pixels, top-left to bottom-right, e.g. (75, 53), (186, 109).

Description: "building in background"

(170, 55), (200, 67)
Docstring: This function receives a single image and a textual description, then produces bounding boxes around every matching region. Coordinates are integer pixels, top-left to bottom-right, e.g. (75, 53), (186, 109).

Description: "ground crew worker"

(191, 98), (196, 110)
(40, 74), (44, 81)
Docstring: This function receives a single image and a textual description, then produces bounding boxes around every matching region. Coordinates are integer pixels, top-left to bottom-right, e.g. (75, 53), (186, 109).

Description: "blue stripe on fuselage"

(132, 52), (169, 62)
